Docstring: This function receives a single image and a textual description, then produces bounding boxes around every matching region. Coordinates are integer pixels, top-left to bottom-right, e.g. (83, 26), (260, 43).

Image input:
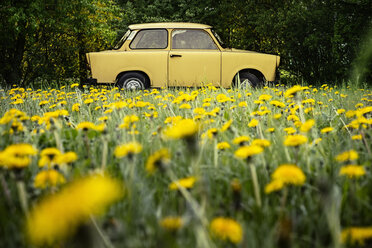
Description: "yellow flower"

(179, 103), (192, 109)
(72, 103), (80, 112)
(284, 127), (296, 134)
(84, 98), (93, 104)
(320, 127), (334, 133)
(34, 169), (66, 189)
(70, 83), (79, 88)
(114, 142), (142, 158)
(234, 145), (263, 159)
(217, 142), (231, 150)
(341, 227), (372, 245)
(160, 216), (183, 231)
(271, 164), (306, 186)
(169, 176), (196, 190)
(210, 217), (243, 244)
(163, 119), (199, 140)
(248, 118), (259, 127)
(266, 127), (275, 133)
(351, 134), (362, 140)
(233, 136), (250, 146)
(258, 94), (272, 101)
(0, 144), (37, 169)
(335, 150), (359, 162)
(193, 107), (206, 115)
(284, 85), (304, 98)
(264, 179), (284, 194)
(337, 109), (345, 114)
(270, 100), (285, 108)
(220, 119), (233, 132)
(300, 119), (315, 132)
(76, 121), (97, 131)
(27, 175), (123, 245)
(284, 135), (308, 146)
(251, 139), (270, 148)
(55, 152), (78, 164)
(145, 148), (170, 174)
(339, 165), (365, 179)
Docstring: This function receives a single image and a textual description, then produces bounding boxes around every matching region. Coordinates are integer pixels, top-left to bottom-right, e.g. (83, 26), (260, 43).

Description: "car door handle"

(170, 54), (182, 58)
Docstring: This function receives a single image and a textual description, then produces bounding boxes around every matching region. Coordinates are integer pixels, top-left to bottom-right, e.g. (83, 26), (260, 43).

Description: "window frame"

(129, 28), (169, 50)
(171, 29), (219, 50)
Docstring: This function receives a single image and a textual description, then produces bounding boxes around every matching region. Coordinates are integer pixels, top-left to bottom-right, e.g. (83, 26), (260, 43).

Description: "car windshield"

(211, 29), (225, 48)
(113, 30), (131, 50)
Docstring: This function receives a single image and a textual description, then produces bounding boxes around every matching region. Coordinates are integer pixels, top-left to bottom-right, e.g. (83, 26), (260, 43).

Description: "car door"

(168, 29), (221, 86)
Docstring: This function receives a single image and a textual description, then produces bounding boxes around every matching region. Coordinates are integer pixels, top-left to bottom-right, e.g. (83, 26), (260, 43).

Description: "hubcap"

(240, 79), (253, 88)
(125, 78), (143, 90)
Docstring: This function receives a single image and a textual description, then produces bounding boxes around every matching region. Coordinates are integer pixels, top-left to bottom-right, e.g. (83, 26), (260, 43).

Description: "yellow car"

(86, 22), (280, 89)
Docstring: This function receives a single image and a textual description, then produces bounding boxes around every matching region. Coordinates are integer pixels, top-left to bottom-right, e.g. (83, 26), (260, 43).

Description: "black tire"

(117, 72), (149, 90)
(234, 71), (263, 88)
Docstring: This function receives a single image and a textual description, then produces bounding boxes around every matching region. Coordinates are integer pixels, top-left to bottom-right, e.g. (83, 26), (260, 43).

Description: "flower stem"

(249, 163), (262, 208)
(16, 181), (29, 216)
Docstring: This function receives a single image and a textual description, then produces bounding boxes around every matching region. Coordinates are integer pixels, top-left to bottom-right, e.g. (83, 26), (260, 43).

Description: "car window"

(172, 29), (218, 50)
(130, 29), (168, 49)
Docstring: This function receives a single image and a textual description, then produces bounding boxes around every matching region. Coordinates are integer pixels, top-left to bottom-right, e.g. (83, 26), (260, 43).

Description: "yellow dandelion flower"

(335, 150), (359, 162)
(169, 176), (196, 190)
(270, 100), (286, 108)
(271, 164), (306, 186)
(234, 145), (263, 159)
(351, 134), (362, 140)
(238, 101), (248, 107)
(266, 127), (275, 133)
(163, 119), (199, 140)
(27, 175), (123, 245)
(76, 121), (96, 131)
(321, 127), (334, 133)
(273, 113), (282, 119)
(210, 217), (243, 244)
(251, 139), (271, 148)
(220, 119), (233, 132)
(337, 109), (345, 114)
(84, 98), (93, 105)
(339, 165), (365, 179)
(145, 148), (170, 174)
(34, 169), (66, 189)
(72, 103), (80, 112)
(0, 144), (37, 169)
(258, 94), (272, 101)
(264, 179), (284, 194)
(284, 85), (304, 98)
(300, 119), (315, 132)
(284, 135), (308, 146)
(55, 152), (78, 164)
(341, 227), (372, 245)
(160, 216), (183, 231)
(179, 103), (192, 109)
(248, 118), (259, 127)
(233, 136), (250, 146)
(114, 142), (142, 158)
(217, 142), (231, 150)
(193, 107), (206, 115)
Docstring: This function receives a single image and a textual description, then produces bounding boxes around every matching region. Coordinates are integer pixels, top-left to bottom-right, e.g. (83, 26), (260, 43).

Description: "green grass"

(0, 83), (371, 248)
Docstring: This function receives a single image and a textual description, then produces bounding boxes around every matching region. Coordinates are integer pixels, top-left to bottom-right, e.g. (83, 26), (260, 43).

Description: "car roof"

(128, 22), (212, 30)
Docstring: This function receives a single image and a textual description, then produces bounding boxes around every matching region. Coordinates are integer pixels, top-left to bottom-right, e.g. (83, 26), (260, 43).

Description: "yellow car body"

(86, 23), (280, 88)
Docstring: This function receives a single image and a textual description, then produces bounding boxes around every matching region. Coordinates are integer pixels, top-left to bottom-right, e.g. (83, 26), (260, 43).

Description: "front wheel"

(234, 72), (263, 88)
(117, 72), (149, 90)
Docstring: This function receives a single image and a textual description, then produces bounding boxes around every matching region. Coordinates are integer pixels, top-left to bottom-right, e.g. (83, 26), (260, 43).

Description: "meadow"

(0, 83), (371, 248)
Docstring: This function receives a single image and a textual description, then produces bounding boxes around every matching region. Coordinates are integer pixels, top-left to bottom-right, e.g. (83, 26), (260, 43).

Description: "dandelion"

(341, 227), (372, 245)
(284, 134), (308, 146)
(265, 179), (284, 194)
(26, 175), (123, 245)
(300, 119), (315, 132)
(233, 136), (250, 146)
(265, 164), (306, 193)
(145, 148), (170, 174)
(169, 176), (196, 190)
(210, 217), (243, 244)
(217, 142), (231, 150)
(258, 94), (272, 101)
(251, 139), (271, 148)
(0, 144), (37, 169)
(335, 150), (359, 162)
(248, 118), (259, 127)
(270, 100), (286, 108)
(220, 119), (233, 132)
(72, 103), (80, 112)
(320, 127), (334, 133)
(284, 85), (304, 98)
(160, 216), (183, 231)
(34, 169), (66, 189)
(339, 165), (366, 179)
(114, 142), (142, 158)
(234, 145), (263, 159)
(163, 119), (199, 140)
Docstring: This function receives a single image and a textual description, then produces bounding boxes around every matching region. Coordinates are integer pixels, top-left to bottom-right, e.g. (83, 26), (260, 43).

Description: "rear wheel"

(234, 71), (263, 88)
(117, 72), (149, 90)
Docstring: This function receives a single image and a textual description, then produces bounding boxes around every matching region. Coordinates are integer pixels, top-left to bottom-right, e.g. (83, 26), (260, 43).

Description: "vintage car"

(86, 23), (280, 89)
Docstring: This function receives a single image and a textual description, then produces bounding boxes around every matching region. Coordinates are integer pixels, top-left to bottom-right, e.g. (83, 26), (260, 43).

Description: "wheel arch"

(236, 68), (265, 83)
(115, 70), (151, 87)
